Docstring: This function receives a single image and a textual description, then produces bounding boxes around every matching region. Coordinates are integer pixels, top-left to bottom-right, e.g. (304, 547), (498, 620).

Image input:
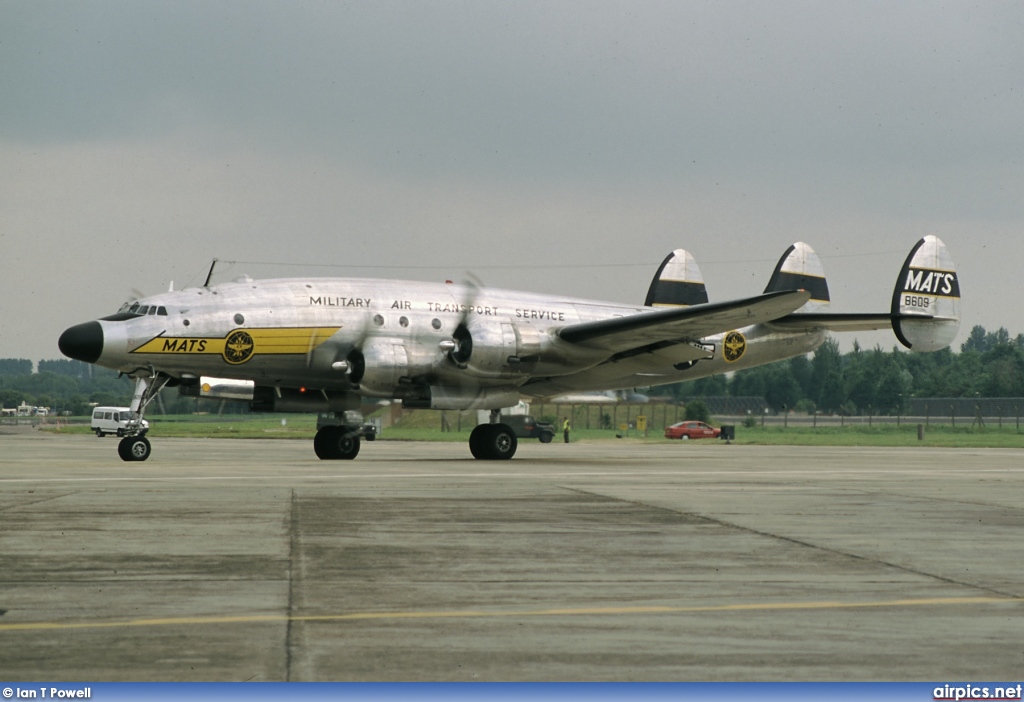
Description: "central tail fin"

(764, 242), (830, 313)
(644, 249), (709, 308)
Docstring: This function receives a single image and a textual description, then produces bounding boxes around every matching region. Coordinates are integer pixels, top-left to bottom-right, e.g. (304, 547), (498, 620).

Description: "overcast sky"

(2, 1), (1021, 363)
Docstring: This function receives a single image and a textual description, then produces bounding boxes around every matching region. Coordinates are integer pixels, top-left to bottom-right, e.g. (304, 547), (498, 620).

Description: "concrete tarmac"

(1, 432), (1022, 681)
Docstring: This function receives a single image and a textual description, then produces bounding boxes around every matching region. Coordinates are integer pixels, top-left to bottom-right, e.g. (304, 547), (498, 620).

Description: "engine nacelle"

(179, 376), (255, 401)
(450, 321), (552, 378)
(402, 385), (520, 411)
(351, 338), (411, 396)
(250, 386), (360, 413)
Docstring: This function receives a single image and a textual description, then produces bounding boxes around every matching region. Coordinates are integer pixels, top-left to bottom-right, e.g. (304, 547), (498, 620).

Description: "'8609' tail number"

(904, 295), (930, 308)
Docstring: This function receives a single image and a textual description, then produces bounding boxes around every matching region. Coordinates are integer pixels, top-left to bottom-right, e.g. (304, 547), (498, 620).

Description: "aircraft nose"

(58, 321), (104, 363)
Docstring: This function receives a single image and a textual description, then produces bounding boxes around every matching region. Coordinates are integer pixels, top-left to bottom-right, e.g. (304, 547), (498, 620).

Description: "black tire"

(334, 433), (360, 460)
(469, 424), (493, 459)
(118, 435), (151, 462)
(489, 424), (517, 459)
(116, 429), (124, 437)
(313, 426), (334, 459)
(95, 429), (104, 437)
(470, 423), (517, 460)
(314, 426), (361, 460)
(538, 432), (553, 444)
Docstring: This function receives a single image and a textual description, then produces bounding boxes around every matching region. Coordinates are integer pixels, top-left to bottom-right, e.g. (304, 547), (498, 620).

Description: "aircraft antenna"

(203, 258), (219, 287)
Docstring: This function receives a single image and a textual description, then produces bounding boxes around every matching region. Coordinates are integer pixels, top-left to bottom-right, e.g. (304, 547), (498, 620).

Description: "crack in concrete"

(562, 486), (1021, 600)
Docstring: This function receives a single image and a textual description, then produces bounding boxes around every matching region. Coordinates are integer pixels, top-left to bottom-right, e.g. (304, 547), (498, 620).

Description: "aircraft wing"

(557, 290), (810, 353)
(767, 312), (933, 334)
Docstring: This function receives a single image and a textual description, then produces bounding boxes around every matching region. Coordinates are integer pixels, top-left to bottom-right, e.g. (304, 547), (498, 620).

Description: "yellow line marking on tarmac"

(2, 596), (1020, 633)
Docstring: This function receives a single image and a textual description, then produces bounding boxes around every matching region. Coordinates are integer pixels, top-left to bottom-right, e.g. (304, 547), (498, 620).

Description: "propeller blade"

(450, 273), (483, 366)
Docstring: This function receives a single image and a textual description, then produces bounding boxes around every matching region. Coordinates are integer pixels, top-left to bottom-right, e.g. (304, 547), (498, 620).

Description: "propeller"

(310, 312), (374, 387)
(448, 274), (483, 368)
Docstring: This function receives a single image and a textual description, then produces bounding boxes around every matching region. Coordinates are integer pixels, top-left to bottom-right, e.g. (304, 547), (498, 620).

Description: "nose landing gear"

(116, 372), (169, 462)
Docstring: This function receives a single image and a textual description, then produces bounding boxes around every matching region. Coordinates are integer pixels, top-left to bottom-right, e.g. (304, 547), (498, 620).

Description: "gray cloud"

(1, 1), (1021, 360)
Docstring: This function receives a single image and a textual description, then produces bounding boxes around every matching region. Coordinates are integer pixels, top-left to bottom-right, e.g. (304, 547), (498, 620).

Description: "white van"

(91, 407), (149, 437)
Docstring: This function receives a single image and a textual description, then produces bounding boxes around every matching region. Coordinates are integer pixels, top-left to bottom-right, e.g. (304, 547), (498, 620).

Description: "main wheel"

(469, 423), (517, 460)
(469, 424), (492, 459)
(118, 435), (151, 462)
(314, 426), (361, 460)
(490, 424), (517, 459)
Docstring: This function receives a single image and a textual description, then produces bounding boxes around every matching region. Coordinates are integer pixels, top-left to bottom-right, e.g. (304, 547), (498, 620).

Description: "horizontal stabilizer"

(768, 312), (932, 334)
(768, 235), (960, 351)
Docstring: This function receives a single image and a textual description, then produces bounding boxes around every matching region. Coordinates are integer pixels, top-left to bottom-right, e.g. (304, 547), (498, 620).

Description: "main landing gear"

(116, 372), (168, 462)
(313, 425), (364, 460)
(468, 410), (518, 460)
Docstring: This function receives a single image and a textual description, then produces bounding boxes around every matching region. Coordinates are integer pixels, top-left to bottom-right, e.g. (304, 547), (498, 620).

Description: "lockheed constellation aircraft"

(59, 236), (959, 462)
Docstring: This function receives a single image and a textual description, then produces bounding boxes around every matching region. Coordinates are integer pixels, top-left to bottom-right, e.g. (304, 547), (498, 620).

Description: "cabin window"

(138, 306), (149, 315)
(373, 314), (384, 327)
(234, 314), (245, 325)
(431, 318), (442, 330)
(399, 316), (409, 328)
(157, 307), (168, 316)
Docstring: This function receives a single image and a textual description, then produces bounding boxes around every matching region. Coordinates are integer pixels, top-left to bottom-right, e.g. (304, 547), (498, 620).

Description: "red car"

(664, 421), (721, 440)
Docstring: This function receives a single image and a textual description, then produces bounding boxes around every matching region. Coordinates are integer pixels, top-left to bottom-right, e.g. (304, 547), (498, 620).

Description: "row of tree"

(651, 325), (1024, 415)
(3, 326), (1023, 416)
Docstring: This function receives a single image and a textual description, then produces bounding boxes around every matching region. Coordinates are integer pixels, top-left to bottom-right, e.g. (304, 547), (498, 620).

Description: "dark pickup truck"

(500, 415), (556, 443)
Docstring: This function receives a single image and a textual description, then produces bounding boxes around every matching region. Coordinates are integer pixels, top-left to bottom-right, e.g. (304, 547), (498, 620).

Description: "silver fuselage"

(83, 276), (824, 403)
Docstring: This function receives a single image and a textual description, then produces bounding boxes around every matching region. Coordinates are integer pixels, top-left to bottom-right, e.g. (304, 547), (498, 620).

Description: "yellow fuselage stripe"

(131, 327), (340, 355)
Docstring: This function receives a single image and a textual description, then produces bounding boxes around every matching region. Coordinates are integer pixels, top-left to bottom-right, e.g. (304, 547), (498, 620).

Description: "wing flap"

(557, 290), (810, 353)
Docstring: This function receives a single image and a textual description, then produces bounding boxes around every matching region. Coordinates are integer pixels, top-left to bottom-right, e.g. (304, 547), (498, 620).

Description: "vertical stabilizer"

(891, 235), (960, 352)
(764, 242), (830, 313)
(644, 249), (709, 307)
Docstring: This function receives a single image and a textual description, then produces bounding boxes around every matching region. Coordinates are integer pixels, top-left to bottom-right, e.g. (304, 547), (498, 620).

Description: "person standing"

(562, 416), (571, 443)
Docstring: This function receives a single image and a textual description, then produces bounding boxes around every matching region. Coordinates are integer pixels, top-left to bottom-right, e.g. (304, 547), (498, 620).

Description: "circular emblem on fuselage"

(223, 330), (255, 365)
(723, 330), (746, 363)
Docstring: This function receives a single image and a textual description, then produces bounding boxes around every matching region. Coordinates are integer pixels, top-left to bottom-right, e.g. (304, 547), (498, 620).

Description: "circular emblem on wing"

(223, 330), (255, 365)
(723, 330), (746, 363)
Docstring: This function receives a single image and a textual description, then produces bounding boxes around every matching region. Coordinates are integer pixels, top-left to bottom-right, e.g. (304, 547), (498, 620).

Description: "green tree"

(684, 398), (710, 423)
(961, 325), (988, 353)
(0, 359), (33, 376)
(812, 337), (845, 412)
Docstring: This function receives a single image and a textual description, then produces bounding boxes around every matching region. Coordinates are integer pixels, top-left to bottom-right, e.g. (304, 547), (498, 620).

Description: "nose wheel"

(115, 372), (169, 462)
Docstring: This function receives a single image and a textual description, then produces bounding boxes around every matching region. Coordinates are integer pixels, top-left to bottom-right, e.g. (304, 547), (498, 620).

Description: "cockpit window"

(104, 300), (169, 322)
